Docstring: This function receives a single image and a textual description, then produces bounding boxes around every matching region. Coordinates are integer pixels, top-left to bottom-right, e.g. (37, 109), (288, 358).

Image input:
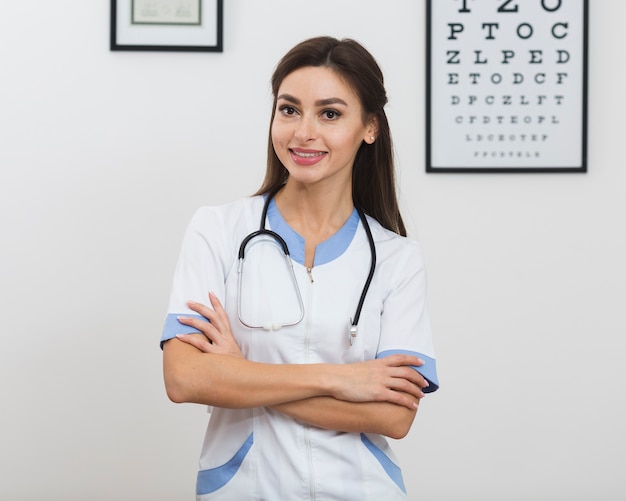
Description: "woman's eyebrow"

(315, 97), (348, 107)
(277, 94), (300, 104)
(277, 94), (348, 107)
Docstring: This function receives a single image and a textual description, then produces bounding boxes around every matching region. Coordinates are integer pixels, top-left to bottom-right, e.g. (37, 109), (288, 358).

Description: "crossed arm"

(163, 294), (428, 439)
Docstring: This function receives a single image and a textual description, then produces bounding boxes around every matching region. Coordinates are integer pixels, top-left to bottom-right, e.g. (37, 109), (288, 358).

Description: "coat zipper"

(303, 267), (316, 499)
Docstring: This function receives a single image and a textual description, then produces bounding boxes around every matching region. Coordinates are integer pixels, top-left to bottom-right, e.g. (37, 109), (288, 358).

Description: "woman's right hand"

(329, 354), (429, 409)
(175, 292), (244, 359)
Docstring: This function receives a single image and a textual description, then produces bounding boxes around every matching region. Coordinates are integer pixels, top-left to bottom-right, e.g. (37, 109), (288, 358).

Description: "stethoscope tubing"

(237, 184), (376, 341)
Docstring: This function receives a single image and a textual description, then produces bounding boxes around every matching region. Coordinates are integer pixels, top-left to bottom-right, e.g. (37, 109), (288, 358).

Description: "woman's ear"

(364, 116), (379, 144)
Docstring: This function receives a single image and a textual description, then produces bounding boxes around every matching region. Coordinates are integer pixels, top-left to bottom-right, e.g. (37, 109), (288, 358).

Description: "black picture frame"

(110, 0), (223, 52)
(426, 0), (588, 173)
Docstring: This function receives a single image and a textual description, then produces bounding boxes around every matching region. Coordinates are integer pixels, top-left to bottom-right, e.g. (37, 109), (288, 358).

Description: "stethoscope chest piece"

(349, 323), (358, 346)
(263, 323), (283, 332)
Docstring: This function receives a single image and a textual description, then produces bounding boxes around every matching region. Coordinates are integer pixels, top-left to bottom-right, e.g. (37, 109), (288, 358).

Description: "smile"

(291, 149), (325, 158)
(289, 148), (327, 166)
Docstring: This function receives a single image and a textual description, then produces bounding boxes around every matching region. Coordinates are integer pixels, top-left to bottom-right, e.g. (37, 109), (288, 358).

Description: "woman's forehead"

(277, 66), (360, 104)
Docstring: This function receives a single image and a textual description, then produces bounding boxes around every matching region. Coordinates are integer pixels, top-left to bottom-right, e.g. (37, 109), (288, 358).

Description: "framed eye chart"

(110, 0), (223, 52)
(426, 0), (588, 173)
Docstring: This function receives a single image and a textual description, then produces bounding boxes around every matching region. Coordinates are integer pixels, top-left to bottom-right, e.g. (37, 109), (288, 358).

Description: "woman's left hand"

(175, 292), (244, 358)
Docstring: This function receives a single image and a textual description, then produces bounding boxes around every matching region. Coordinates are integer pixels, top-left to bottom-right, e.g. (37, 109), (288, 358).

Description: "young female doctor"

(161, 36), (439, 500)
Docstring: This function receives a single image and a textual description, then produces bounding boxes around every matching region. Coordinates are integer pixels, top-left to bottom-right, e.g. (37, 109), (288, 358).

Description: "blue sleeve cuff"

(377, 350), (439, 393)
(160, 313), (207, 349)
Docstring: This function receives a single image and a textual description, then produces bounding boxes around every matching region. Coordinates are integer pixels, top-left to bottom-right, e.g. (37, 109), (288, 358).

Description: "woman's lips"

(289, 148), (327, 166)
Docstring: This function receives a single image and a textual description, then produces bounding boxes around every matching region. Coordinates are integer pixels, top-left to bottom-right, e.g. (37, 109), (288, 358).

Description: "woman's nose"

(294, 115), (316, 142)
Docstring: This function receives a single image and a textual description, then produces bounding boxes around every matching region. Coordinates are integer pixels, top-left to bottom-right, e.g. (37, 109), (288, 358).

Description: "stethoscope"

(237, 185), (377, 346)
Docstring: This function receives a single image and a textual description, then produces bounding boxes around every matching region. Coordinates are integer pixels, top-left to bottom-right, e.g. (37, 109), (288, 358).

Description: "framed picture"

(426, 0), (588, 173)
(110, 0), (223, 52)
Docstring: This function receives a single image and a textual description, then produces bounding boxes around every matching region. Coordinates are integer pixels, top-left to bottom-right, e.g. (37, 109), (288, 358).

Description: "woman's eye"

(279, 105), (297, 116)
(322, 109), (340, 120)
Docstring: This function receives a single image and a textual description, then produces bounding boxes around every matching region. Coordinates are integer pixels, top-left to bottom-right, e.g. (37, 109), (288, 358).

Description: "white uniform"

(161, 196), (439, 500)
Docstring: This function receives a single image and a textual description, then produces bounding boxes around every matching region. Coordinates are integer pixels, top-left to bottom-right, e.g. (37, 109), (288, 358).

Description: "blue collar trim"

(266, 198), (359, 266)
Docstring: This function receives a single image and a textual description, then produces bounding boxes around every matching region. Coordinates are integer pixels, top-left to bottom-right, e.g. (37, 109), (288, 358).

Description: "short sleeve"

(160, 208), (230, 348)
(376, 240), (439, 393)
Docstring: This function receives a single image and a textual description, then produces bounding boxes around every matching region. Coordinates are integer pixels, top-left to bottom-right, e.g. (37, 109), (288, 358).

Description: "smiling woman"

(270, 66), (375, 204)
(161, 36), (439, 500)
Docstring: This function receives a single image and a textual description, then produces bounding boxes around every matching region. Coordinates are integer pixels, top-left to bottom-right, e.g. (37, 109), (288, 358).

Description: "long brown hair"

(255, 36), (406, 236)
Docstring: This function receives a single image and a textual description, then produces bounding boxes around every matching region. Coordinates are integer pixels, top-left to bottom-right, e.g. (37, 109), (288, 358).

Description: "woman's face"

(271, 66), (375, 190)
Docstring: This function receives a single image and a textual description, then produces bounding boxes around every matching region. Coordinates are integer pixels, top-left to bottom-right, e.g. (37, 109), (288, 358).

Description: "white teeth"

(292, 150), (324, 158)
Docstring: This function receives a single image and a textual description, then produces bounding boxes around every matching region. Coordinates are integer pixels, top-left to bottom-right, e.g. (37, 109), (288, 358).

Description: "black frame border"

(425, 0), (588, 174)
(110, 0), (223, 52)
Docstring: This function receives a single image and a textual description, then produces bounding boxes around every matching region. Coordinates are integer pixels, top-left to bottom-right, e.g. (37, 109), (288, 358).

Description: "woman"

(161, 36), (439, 500)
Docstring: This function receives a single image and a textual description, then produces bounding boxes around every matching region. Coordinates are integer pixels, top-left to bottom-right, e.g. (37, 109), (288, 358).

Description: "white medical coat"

(161, 196), (439, 500)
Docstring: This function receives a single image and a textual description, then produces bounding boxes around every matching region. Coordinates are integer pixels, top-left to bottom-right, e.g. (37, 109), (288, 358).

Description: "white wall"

(1, 1), (624, 500)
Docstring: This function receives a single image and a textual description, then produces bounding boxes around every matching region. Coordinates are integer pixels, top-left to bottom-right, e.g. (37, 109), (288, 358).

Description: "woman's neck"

(273, 180), (354, 266)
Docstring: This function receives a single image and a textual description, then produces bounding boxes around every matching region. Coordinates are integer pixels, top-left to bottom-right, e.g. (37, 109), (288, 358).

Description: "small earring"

(370, 136), (375, 142)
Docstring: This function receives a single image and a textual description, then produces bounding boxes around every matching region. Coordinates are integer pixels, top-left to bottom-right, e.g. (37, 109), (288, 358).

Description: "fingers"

(176, 314), (214, 341)
(385, 391), (420, 410)
(378, 371), (426, 409)
(208, 291), (225, 313)
(372, 357), (430, 404)
(396, 366), (429, 388)
(186, 297), (217, 325)
(380, 355), (429, 390)
(178, 294), (226, 337)
(178, 293), (245, 359)
(384, 353), (425, 368)
(391, 374), (427, 400)
(185, 293), (230, 333)
(175, 333), (214, 353)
